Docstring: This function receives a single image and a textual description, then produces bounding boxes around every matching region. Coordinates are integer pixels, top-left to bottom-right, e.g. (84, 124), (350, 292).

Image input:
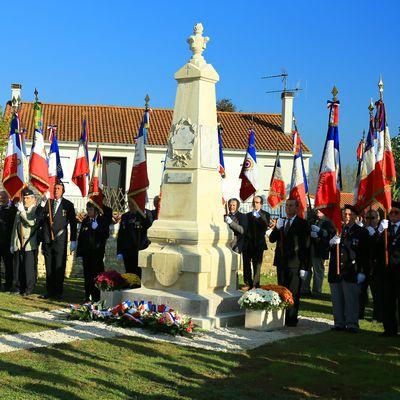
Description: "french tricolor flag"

(2, 112), (27, 199)
(315, 96), (342, 233)
(289, 125), (308, 217)
(127, 108), (150, 216)
(355, 116), (375, 211)
(72, 118), (90, 197)
(373, 95), (396, 211)
(29, 100), (50, 195)
(48, 133), (64, 199)
(267, 152), (286, 209)
(239, 129), (258, 202)
(88, 146), (103, 213)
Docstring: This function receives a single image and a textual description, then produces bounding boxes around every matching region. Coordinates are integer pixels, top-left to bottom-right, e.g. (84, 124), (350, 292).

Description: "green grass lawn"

(0, 274), (399, 400)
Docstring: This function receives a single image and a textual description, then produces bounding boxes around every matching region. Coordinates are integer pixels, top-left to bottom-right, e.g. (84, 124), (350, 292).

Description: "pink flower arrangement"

(95, 270), (129, 291)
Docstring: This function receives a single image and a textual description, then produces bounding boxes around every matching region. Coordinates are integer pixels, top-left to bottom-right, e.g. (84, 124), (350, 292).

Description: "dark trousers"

(283, 267), (302, 325)
(276, 265), (284, 286)
(82, 253), (104, 302)
(370, 274), (384, 322)
(123, 249), (141, 278)
(0, 242), (14, 290)
(43, 240), (67, 297)
(359, 277), (370, 319)
(242, 248), (264, 288)
(382, 270), (400, 335)
(14, 250), (38, 294)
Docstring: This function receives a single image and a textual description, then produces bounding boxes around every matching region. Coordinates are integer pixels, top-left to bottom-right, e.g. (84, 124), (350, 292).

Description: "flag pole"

(331, 86), (341, 276)
(377, 78), (389, 267)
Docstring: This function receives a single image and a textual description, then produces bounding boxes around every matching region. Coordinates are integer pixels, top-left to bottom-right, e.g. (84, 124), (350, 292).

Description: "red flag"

(127, 108), (150, 216)
(72, 118), (90, 197)
(88, 146), (103, 213)
(267, 152), (286, 209)
(29, 99), (50, 194)
(373, 99), (396, 211)
(2, 112), (28, 199)
(315, 91), (342, 233)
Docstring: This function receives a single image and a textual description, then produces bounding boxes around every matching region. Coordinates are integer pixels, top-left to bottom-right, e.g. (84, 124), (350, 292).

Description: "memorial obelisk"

(123, 23), (244, 328)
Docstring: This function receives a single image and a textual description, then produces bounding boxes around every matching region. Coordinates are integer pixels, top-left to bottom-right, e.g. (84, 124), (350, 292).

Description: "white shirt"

(285, 215), (297, 229)
(53, 198), (62, 215)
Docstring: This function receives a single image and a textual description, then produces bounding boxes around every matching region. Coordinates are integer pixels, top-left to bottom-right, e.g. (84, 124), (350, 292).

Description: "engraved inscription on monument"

(164, 172), (193, 184)
(168, 118), (196, 167)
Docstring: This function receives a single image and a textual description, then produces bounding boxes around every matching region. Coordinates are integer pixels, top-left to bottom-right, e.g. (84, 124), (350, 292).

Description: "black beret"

(391, 201), (400, 209)
(21, 188), (34, 197)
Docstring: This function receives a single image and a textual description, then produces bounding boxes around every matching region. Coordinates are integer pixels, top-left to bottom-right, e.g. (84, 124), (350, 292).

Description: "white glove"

(276, 218), (285, 230)
(356, 220), (364, 227)
(367, 226), (376, 236)
(299, 269), (308, 280)
(310, 231), (319, 238)
(10, 247), (14, 254)
(17, 202), (25, 213)
(252, 210), (260, 218)
(91, 220), (98, 230)
(69, 241), (77, 252)
(378, 219), (389, 234)
(357, 272), (366, 284)
(225, 216), (233, 224)
(329, 235), (341, 246)
(117, 254), (124, 262)
(311, 225), (320, 233)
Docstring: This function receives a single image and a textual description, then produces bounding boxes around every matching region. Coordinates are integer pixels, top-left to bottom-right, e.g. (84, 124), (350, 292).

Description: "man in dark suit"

(302, 209), (335, 296)
(39, 181), (77, 299)
(371, 201), (400, 336)
(328, 204), (369, 333)
(117, 209), (153, 278)
(242, 196), (270, 289)
(0, 191), (17, 291)
(225, 198), (248, 255)
(77, 202), (110, 301)
(151, 196), (160, 221)
(269, 199), (310, 326)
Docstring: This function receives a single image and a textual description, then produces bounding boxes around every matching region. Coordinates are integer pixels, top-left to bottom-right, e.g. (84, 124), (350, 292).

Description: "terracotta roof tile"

(6, 102), (310, 153)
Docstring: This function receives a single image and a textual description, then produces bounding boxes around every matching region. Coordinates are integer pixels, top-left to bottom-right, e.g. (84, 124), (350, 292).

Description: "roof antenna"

(262, 69), (303, 95)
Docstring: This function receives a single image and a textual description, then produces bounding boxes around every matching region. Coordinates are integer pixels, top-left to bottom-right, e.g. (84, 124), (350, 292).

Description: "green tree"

(0, 107), (10, 171)
(391, 128), (400, 194)
(216, 98), (237, 112)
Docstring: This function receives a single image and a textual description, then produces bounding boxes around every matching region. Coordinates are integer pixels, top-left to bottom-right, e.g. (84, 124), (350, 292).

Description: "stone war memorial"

(121, 23), (244, 329)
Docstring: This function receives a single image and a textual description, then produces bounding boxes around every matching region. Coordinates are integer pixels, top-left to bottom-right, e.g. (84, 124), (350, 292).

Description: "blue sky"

(0, 0), (399, 166)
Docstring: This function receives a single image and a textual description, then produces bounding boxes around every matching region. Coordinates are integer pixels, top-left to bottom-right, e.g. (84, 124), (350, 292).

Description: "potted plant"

(238, 286), (294, 331)
(95, 270), (141, 307)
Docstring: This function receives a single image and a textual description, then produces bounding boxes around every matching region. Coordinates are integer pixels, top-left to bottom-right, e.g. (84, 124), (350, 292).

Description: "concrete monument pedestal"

(123, 23), (244, 329)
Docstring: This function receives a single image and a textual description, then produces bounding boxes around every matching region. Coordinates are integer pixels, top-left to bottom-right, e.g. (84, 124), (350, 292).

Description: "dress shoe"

(331, 326), (345, 331)
(285, 321), (298, 327)
(40, 294), (51, 299)
(346, 327), (359, 333)
(9, 290), (20, 295)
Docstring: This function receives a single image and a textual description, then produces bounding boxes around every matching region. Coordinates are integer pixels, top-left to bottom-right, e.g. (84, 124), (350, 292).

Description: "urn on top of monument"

(187, 23), (209, 66)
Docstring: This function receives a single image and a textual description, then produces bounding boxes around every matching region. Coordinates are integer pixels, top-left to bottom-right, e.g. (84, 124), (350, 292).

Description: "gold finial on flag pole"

(145, 94), (150, 109)
(34, 88), (39, 102)
(331, 85), (338, 102)
(368, 98), (374, 116)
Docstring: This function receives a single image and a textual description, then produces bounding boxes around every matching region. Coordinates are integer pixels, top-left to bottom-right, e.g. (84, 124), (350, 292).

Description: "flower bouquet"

(68, 299), (195, 337)
(238, 287), (293, 330)
(95, 270), (140, 291)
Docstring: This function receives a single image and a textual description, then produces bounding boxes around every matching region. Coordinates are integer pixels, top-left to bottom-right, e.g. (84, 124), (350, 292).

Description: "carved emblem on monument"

(168, 118), (196, 167)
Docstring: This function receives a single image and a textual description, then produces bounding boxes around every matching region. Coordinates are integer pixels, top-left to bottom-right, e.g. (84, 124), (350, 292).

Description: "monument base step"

(121, 287), (245, 330)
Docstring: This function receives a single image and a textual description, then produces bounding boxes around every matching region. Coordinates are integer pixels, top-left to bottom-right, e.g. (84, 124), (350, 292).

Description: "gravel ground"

(0, 310), (333, 354)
